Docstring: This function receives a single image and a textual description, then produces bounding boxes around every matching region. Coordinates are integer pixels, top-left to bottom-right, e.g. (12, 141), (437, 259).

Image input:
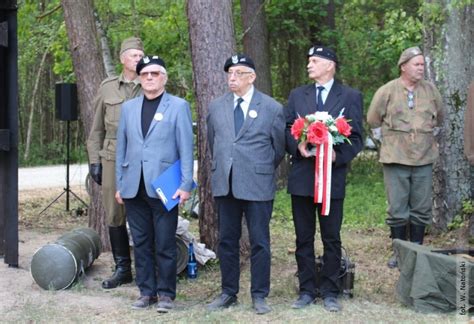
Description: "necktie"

(234, 97), (244, 135)
(317, 86), (325, 111)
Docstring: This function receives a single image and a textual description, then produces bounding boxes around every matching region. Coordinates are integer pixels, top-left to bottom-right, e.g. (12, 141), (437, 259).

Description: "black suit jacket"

(285, 80), (364, 199)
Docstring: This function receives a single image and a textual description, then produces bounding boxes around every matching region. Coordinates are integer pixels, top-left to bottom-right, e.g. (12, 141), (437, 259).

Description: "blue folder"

(151, 160), (197, 211)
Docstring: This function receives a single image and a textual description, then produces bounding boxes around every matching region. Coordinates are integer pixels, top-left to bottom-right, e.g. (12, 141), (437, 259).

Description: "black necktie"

(317, 86), (325, 111)
(234, 97), (244, 135)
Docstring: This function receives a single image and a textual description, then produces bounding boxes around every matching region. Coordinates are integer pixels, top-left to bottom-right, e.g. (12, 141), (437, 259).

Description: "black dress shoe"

(323, 296), (341, 312)
(252, 297), (271, 315)
(291, 294), (315, 309)
(207, 293), (238, 311)
(131, 296), (158, 310)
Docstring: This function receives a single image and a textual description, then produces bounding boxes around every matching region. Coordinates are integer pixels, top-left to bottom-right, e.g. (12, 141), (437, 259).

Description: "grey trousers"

(383, 163), (433, 227)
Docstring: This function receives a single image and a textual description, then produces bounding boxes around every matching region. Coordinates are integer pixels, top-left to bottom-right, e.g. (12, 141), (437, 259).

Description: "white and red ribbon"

(313, 134), (333, 216)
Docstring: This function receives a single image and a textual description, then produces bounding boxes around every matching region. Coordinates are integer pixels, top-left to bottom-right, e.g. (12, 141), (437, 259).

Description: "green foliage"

(19, 141), (87, 167)
(344, 154), (386, 227)
(272, 153), (386, 228)
(17, 0), (76, 167)
(94, 0), (192, 101)
(51, 23), (74, 81)
(448, 199), (474, 230)
(335, 0), (422, 110)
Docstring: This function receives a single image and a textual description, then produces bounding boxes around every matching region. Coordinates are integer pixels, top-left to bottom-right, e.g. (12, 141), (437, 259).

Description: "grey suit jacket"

(207, 89), (285, 201)
(116, 92), (194, 199)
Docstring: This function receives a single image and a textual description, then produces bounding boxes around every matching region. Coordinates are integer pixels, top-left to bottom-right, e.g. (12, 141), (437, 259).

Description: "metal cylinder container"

(30, 227), (101, 290)
(176, 236), (188, 274)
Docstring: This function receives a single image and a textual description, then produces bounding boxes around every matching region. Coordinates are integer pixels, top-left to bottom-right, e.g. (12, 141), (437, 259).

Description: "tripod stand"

(39, 120), (88, 215)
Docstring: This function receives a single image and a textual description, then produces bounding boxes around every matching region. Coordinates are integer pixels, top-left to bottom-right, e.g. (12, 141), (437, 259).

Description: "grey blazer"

(207, 89), (285, 201)
(116, 92), (194, 199)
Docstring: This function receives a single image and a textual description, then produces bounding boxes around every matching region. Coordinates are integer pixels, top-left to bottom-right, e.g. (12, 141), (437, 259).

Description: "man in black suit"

(285, 45), (363, 312)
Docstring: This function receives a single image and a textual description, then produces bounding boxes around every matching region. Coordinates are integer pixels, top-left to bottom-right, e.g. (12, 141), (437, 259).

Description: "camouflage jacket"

(367, 78), (444, 165)
(87, 74), (141, 163)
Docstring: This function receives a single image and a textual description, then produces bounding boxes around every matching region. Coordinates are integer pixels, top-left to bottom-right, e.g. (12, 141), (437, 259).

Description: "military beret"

(224, 54), (256, 72)
(307, 45), (338, 64)
(136, 55), (166, 74)
(398, 46), (423, 67)
(120, 37), (144, 55)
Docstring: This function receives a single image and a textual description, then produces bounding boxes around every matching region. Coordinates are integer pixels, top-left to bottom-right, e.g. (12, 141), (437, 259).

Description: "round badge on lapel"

(154, 113), (163, 121)
(249, 110), (258, 119)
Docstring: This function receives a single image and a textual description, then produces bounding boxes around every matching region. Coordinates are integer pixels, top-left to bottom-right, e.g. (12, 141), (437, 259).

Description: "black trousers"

(291, 195), (343, 298)
(215, 193), (273, 298)
(124, 183), (178, 299)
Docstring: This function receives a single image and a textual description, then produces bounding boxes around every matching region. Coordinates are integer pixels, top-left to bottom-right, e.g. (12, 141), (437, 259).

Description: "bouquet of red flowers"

(290, 110), (352, 216)
(290, 111), (352, 146)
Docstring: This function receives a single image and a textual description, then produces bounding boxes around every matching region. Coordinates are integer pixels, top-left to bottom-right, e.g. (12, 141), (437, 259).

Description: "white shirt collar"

(315, 78), (334, 92)
(233, 86), (254, 119)
(234, 85), (254, 104)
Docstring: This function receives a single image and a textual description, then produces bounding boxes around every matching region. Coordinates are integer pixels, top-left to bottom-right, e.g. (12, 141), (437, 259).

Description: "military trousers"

(383, 163), (433, 227)
(102, 159), (126, 226)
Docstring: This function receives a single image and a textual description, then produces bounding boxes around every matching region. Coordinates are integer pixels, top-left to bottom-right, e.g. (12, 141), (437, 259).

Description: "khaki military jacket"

(87, 74), (141, 163)
(367, 78), (444, 166)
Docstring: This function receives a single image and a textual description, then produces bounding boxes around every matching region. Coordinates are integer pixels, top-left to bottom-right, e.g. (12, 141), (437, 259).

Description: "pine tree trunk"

(187, 0), (235, 253)
(240, 0), (272, 96)
(61, 0), (109, 250)
(424, 0), (473, 233)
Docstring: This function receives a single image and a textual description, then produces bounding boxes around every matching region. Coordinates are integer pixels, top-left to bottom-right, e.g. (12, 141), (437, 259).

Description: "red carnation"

(335, 117), (352, 137)
(307, 121), (328, 145)
(291, 117), (306, 140)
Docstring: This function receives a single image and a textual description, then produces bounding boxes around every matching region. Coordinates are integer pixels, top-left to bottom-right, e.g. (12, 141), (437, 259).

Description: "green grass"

(344, 153), (386, 227)
(273, 152), (387, 228)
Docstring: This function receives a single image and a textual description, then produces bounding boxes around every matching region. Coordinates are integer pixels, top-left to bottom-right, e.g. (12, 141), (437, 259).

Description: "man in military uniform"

(367, 46), (444, 268)
(87, 37), (144, 289)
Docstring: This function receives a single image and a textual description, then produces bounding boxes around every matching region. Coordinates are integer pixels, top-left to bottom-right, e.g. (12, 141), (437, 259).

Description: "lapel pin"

(249, 110), (258, 118)
(154, 113), (163, 121)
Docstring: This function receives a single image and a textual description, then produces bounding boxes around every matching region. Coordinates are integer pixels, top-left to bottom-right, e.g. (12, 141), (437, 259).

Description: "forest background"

(16, 0), (473, 249)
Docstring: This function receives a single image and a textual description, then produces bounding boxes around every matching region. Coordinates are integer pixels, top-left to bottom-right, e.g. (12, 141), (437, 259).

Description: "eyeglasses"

(140, 71), (162, 78)
(226, 71), (253, 78)
(407, 91), (414, 109)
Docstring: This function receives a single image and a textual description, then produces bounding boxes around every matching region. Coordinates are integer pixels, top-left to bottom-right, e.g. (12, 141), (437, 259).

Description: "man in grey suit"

(206, 54), (286, 315)
(115, 56), (194, 312)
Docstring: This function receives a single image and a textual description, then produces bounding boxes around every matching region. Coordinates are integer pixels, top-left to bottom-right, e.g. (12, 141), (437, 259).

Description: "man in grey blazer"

(206, 54), (286, 314)
(115, 56), (194, 312)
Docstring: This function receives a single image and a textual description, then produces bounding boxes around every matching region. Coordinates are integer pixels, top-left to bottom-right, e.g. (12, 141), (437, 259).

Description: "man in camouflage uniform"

(87, 37), (144, 288)
(367, 46), (444, 268)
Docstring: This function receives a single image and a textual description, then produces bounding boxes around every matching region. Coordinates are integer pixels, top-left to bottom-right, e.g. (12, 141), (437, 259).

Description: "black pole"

(66, 120), (70, 211)
(0, 0), (18, 267)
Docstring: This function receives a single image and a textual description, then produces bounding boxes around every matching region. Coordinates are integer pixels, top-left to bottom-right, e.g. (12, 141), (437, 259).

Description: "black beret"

(307, 45), (338, 64)
(224, 54), (255, 72)
(136, 55), (166, 74)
